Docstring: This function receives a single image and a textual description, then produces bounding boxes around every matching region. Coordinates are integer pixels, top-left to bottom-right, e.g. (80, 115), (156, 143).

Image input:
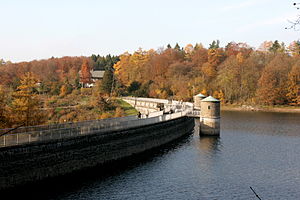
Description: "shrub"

(114, 107), (125, 117)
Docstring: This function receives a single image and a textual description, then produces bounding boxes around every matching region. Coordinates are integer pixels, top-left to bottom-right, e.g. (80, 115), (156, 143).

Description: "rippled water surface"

(24, 111), (300, 200)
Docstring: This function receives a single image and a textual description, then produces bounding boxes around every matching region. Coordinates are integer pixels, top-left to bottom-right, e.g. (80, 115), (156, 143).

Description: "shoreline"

(221, 105), (300, 113)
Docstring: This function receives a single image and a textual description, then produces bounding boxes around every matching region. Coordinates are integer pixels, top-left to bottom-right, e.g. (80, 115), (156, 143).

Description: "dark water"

(13, 111), (300, 200)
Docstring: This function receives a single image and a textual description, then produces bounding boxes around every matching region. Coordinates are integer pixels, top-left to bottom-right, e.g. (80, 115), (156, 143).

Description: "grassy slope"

(115, 99), (138, 116)
(42, 90), (138, 124)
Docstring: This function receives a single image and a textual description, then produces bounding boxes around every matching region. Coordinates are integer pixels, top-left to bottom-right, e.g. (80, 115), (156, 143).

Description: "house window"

(208, 106), (210, 109)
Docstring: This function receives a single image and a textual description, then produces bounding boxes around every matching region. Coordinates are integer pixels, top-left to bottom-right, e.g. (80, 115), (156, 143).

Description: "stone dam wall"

(0, 117), (194, 190)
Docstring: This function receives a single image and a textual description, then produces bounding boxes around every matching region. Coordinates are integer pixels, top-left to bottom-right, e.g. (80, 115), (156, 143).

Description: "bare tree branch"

(286, 3), (300, 30)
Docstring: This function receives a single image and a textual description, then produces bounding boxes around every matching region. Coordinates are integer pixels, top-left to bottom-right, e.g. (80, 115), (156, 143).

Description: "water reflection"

(197, 136), (221, 154)
(194, 119), (222, 155)
(5, 112), (300, 200)
(221, 111), (300, 137)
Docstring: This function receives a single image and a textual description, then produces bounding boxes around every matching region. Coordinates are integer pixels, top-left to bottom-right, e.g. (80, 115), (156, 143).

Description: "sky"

(0, 0), (299, 62)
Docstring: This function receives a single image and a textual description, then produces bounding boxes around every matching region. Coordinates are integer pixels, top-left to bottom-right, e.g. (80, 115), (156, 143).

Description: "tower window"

(208, 106), (210, 109)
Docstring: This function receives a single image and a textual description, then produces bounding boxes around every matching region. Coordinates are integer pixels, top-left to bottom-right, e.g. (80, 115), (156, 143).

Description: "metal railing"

(0, 111), (187, 148)
(0, 115), (137, 135)
(186, 110), (201, 117)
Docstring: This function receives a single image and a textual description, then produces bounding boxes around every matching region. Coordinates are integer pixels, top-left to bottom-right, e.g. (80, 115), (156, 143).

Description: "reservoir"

(9, 111), (300, 200)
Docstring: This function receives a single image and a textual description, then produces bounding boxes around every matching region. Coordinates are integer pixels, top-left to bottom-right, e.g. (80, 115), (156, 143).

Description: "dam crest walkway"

(0, 97), (199, 148)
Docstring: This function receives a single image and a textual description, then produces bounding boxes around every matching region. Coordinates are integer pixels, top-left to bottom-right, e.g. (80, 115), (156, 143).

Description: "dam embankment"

(0, 116), (194, 190)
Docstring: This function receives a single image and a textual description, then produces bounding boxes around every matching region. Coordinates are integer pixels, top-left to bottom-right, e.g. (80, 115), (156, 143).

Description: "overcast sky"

(0, 0), (299, 62)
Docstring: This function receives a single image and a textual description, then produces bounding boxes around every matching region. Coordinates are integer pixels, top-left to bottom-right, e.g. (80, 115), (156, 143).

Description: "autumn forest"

(0, 40), (300, 129)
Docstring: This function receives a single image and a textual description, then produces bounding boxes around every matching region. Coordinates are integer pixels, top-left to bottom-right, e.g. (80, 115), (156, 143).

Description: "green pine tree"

(209, 40), (220, 49)
(101, 68), (113, 94)
(269, 40), (281, 53)
(174, 43), (181, 51)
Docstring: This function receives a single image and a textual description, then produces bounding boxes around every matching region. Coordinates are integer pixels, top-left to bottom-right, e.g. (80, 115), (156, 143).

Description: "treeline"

(113, 41), (300, 106)
(0, 55), (121, 129)
(0, 40), (299, 128)
(0, 55), (119, 94)
(0, 41), (299, 106)
(0, 40), (299, 106)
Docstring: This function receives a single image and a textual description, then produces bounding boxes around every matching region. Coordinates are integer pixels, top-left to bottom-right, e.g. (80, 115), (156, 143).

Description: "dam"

(0, 95), (220, 190)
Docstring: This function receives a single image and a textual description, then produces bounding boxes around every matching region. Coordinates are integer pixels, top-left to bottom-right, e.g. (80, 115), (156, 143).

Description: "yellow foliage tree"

(59, 85), (68, 97)
(213, 90), (225, 103)
(0, 86), (9, 128)
(208, 48), (224, 66)
(10, 72), (45, 127)
(200, 89), (207, 96)
(202, 62), (217, 80)
(236, 52), (244, 63)
(113, 49), (150, 86)
(218, 90), (225, 103)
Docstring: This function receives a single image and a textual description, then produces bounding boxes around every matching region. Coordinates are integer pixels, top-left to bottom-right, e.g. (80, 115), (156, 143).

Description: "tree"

(10, 72), (45, 127)
(59, 84), (68, 97)
(91, 94), (110, 111)
(174, 43), (181, 51)
(256, 54), (291, 105)
(101, 68), (113, 94)
(225, 42), (252, 57)
(80, 60), (92, 88)
(127, 81), (141, 95)
(209, 40), (220, 49)
(191, 46), (208, 68)
(268, 40), (285, 53)
(0, 59), (5, 66)
(216, 56), (241, 103)
(288, 41), (300, 56)
(258, 41), (273, 52)
(286, 62), (300, 105)
(194, 43), (203, 50)
(239, 52), (266, 102)
(114, 107), (125, 117)
(0, 86), (9, 128)
(113, 49), (150, 86)
(184, 44), (194, 60)
(201, 48), (225, 89)
(286, 3), (300, 30)
(91, 54), (98, 62)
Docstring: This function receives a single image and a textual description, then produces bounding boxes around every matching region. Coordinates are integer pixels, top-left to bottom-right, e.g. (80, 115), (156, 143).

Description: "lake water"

(14, 111), (300, 200)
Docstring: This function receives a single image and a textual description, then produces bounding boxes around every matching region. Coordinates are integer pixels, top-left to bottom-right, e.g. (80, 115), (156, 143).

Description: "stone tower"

(193, 93), (206, 110)
(200, 96), (220, 136)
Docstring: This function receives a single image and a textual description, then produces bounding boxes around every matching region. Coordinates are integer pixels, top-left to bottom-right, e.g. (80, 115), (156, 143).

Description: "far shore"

(221, 104), (300, 113)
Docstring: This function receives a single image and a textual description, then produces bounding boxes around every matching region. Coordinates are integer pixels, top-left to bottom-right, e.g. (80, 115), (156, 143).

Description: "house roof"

(201, 96), (220, 102)
(79, 70), (105, 79)
(91, 70), (105, 79)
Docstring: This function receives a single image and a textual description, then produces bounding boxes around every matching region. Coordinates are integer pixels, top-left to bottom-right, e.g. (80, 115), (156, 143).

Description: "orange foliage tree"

(286, 62), (300, 105)
(80, 60), (92, 88)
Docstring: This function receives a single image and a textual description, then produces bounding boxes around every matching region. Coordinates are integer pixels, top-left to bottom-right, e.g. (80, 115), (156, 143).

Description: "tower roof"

(201, 96), (220, 102)
(196, 93), (206, 97)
